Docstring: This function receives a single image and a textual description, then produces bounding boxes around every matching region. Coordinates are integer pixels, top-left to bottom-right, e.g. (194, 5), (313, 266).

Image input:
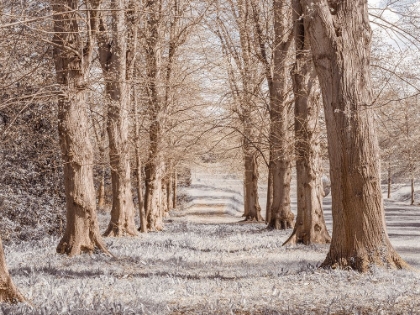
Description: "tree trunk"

(284, 0), (330, 245)
(166, 160), (174, 210)
(265, 162), (273, 222)
(98, 0), (137, 237)
(243, 149), (263, 221)
(0, 236), (25, 303)
(162, 176), (169, 217)
(387, 161), (391, 199)
(145, 130), (164, 231)
(173, 171), (177, 209)
(268, 0), (294, 230)
(97, 166), (106, 209)
(411, 177), (415, 205)
(134, 89), (147, 233)
(52, 1), (109, 256)
(301, 0), (407, 271)
(144, 0), (165, 231)
(136, 153), (147, 233)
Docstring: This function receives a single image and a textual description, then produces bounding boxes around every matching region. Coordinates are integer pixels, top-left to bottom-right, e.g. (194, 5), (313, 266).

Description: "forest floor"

(3, 164), (420, 314)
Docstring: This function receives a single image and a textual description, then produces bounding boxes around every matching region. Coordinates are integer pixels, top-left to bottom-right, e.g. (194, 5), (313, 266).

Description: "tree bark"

(173, 171), (177, 209)
(144, 0), (165, 231)
(0, 236), (25, 303)
(268, 0), (294, 230)
(243, 149), (263, 221)
(145, 139), (164, 231)
(301, 0), (407, 271)
(284, 0), (330, 245)
(265, 162), (273, 222)
(97, 170), (106, 209)
(98, 0), (137, 237)
(52, 0), (109, 256)
(166, 159), (174, 210)
(411, 177), (415, 205)
(387, 161), (391, 199)
(133, 88), (147, 233)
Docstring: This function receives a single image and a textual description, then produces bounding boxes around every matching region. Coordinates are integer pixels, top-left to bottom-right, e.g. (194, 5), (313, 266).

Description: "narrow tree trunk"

(52, 1), (109, 256)
(145, 131), (164, 231)
(133, 89), (147, 233)
(0, 236), (25, 303)
(136, 153), (147, 233)
(243, 150), (263, 221)
(173, 171), (177, 209)
(411, 177), (415, 205)
(284, 0), (330, 245)
(144, 0), (164, 231)
(93, 116), (107, 210)
(166, 160), (174, 210)
(99, 0), (137, 237)
(265, 162), (273, 222)
(302, 0), (407, 271)
(162, 176), (169, 217)
(97, 166), (106, 209)
(268, 0), (294, 230)
(387, 162), (391, 199)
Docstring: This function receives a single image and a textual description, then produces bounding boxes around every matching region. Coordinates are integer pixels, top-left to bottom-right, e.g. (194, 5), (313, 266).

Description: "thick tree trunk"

(56, 94), (109, 255)
(268, 0), (294, 230)
(243, 150), (263, 221)
(52, 1), (109, 256)
(284, 0), (330, 245)
(302, 0), (407, 271)
(99, 0), (137, 237)
(0, 236), (25, 303)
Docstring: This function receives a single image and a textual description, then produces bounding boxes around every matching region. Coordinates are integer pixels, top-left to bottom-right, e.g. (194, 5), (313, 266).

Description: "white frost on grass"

(2, 164), (420, 314)
(2, 216), (420, 314)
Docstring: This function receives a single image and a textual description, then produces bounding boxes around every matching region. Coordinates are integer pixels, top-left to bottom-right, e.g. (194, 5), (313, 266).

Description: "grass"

(2, 217), (420, 315)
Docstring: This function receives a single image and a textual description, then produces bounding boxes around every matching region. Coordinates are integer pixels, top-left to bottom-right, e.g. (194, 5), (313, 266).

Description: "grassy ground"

(2, 212), (420, 315)
(2, 165), (420, 314)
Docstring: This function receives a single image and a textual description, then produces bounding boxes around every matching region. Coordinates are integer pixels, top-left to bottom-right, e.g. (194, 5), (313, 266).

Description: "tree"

(52, 0), (109, 256)
(284, 0), (330, 245)
(0, 236), (25, 303)
(215, 0), (265, 221)
(266, 0), (294, 229)
(98, 0), (138, 237)
(142, 0), (165, 231)
(301, 0), (407, 271)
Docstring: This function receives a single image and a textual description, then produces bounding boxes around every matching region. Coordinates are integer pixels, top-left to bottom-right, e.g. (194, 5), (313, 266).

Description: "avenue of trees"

(0, 0), (419, 303)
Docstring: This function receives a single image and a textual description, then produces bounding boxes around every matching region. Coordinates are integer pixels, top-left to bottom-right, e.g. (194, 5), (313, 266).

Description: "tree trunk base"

(243, 214), (264, 222)
(0, 281), (26, 304)
(268, 213), (295, 230)
(321, 247), (410, 272)
(0, 236), (26, 304)
(103, 222), (138, 237)
(57, 233), (110, 257)
(283, 228), (331, 246)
